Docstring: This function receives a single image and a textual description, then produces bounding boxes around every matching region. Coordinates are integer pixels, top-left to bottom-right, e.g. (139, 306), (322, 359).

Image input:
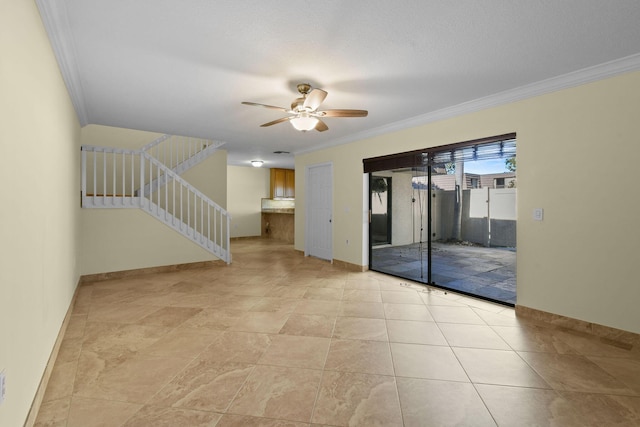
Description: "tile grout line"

(383, 294), (406, 427)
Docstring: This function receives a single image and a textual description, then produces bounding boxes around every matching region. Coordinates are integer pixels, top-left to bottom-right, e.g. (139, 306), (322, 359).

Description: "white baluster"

(130, 152), (135, 205)
(121, 151), (125, 201)
(103, 149), (107, 205)
(81, 149), (87, 203)
(93, 150), (96, 204)
(166, 176), (169, 220)
(200, 198), (204, 243)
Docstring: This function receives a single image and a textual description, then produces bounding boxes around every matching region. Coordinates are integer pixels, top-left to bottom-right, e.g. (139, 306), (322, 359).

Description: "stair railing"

(81, 145), (142, 208)
(81, 145), (231, 263)
(140, 152), (230, 261)
(141, 134), (225, 171)
(138, 135), (226, 196)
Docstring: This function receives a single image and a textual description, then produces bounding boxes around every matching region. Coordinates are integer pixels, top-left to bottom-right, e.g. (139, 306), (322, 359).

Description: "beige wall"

(0, 1), (82, 425)
(296, 71), (640, 334)
(228, 166), (270, 238)
(80, 125), (228, 275)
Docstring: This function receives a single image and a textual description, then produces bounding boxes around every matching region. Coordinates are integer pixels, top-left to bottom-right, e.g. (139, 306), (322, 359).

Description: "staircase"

(81, 135), (231, 263)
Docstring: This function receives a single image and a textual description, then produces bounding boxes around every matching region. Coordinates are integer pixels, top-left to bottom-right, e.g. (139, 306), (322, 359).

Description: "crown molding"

(33, 0), (640, 148)
(36, 0), (89, 126)
(296, 53), (640, 156)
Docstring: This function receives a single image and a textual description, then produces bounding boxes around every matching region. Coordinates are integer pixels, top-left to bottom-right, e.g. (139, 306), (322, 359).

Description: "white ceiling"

(39, 0), (640, 169)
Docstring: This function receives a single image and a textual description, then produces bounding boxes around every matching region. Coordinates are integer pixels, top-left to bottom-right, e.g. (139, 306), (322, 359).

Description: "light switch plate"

(533, 208), (544, 221)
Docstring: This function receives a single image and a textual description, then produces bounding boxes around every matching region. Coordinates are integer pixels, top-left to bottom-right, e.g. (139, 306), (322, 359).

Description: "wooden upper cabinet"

(270, 168), (295, 199)
(284, 169), (295, 198)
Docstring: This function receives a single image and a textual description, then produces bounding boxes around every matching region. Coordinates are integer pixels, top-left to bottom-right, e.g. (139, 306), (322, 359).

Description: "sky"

(463, 158), (510, 174)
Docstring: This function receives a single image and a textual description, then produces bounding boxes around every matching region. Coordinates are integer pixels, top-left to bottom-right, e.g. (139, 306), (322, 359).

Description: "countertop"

(261, 198), (295, 215)
(261, 208), (294, 214)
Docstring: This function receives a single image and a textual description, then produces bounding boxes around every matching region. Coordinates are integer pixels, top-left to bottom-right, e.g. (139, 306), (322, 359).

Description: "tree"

(445, 162), (456, 174)
(371, 176), (388, 204)
(505, 157), (517, 188)
(505, 157), (516, 172)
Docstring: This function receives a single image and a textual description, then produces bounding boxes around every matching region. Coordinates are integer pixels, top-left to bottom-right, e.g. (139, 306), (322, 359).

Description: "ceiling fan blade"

(315, 119), (328, 132)
(242, 101), (288, 112)
(260, 116), (292, 127)
(320, 109), (368, 117)
(303, 88), (328, 111)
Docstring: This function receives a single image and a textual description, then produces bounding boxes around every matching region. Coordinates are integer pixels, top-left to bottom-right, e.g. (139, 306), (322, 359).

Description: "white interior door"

(306, 163), (333, 261)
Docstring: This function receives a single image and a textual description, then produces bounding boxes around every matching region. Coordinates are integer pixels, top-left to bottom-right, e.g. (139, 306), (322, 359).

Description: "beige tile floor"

(35, 239), (640, 426)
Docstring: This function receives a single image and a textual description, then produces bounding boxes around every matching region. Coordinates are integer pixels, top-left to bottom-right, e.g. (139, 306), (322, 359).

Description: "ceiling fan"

(241, 83), (368, 132)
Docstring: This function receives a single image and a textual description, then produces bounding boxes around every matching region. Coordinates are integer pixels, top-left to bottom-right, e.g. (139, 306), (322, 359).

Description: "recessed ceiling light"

(250, 160), (263, 167)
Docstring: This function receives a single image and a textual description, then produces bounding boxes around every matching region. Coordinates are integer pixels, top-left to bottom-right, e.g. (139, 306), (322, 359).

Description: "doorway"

(305, 162), (333, 261)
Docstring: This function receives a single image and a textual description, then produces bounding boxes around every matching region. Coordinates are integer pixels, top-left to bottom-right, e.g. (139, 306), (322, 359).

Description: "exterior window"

(470, 178), (480, 188)
(495, 178), (505, 188)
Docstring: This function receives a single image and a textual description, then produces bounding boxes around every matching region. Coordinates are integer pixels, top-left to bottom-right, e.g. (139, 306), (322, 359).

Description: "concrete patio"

(371, 242), (516, 304)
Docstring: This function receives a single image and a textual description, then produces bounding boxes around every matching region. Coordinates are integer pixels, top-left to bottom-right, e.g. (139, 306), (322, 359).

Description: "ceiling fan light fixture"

(242, 83), (367, 133)
(290, 115), (319, 132)
(250, 160), (263, 167)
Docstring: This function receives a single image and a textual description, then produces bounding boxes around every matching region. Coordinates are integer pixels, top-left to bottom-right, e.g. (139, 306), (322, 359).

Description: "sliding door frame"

(365, 133), (517, 303)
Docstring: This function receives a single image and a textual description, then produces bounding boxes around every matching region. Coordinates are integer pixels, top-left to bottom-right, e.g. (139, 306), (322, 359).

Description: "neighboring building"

(479, 172), (517, 189)
(428, 172), (516, 190)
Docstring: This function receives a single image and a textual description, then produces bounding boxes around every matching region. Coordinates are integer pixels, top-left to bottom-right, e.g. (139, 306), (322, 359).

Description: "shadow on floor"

(371, 241), (516, 305)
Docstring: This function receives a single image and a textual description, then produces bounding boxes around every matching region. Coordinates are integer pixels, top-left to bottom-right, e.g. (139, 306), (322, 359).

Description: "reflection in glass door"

(370, 176), (392, 246)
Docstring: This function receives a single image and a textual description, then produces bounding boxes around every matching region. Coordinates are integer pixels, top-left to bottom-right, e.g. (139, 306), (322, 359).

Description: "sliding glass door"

(366, 135), (517, 305)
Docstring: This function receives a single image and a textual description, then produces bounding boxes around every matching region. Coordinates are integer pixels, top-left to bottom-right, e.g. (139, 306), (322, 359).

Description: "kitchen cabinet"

(284, 169), (295, 198)
(270, 168), (295, 199)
